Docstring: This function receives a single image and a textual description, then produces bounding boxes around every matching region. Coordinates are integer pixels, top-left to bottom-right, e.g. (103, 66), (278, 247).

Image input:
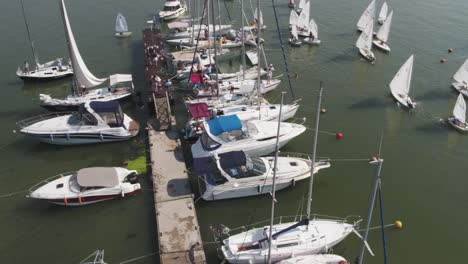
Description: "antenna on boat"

(266, 91), (285, 264)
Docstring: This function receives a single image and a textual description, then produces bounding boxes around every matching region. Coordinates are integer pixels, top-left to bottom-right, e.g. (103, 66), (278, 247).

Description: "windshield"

(201, 131), (222, 151)
(68, 111), (97, 126)
(163, 5), (180, 11)
(225, 157), (266, 179)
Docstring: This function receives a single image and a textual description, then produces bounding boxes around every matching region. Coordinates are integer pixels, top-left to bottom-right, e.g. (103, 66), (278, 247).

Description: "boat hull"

(45, 189), (140, 206)
(303, 37), (321, 45)
(39, 91), (132, 112)
(358, 48), (376, 62)
(17, 70), (73, 81)
(22, 132), (138, 145)
(373, 40), (391, 52)
(452, 82), (468, 97)
(448, 117), (468, 132)
(289, 40), (302, 46)
(159, 7), (187, 21)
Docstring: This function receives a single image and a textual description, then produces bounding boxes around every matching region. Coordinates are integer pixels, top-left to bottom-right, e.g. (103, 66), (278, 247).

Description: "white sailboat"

(303, 19), (321, 45)
(115, 13), (132, 37)
(16, 0), (73, 81)
(355, 19), (376, 62)
(296, 1), (310, 37)
(451, 58), (468, 97)
(297, 0), (306, 14)
(356, 0), (376, 31)
(39, 0), (134, 111)
(448, 93), (468, 132)
(253, 8), (266, 30)
(378, 2), (388, 25)
(373, 10), (393, 52)
(389, 55), (416, 109)
(289, 10), (299, 29)
(278, 254), (347, 264)
(289, 23), (302, 46)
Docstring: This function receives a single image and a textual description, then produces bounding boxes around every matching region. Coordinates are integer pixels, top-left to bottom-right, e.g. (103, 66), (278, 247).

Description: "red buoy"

(448, 48), (454, 53)
(370, 156), (377, 161)
(440, 58), (447, 63)
(335, 133), (343, 139)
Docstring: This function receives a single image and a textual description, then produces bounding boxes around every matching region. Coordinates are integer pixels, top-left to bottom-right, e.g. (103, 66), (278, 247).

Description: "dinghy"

(389, 55), (416, 109)
(28, 167), (140, 206)
(278, 254), (348, 264)
(356, 0), (376, 31)
(190, 115), (306, 158)
(159, 0), (187, 21)
(253, 8), (267, 30)
(451, 58), (468, 97)
(289, 10), (299, 29)
(303, 19), (321, 45)
(18, 101), (139, 145)
(16, 0), (73, 81)
(355, 19), (376, 62)
(296, 1), (310, 37)
(373, 10), (393, 52)
(289, 24), (302, 46)
(378, 2), (388, 25)
(115, 13), (131, 37)
(448, 93), (468, 132)
(194, 151), (329, 201)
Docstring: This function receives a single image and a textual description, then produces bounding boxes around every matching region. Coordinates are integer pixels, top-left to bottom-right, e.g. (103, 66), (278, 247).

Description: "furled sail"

(356, 0), (376, 31)
(453, 93), (466, 123)
(378, 2), (388, 23)
(453, 58), (468, 84)
(59, 0), (106, 88)
(356, 19), (373, 51)
(115, 13), (128, 33)
(390, 55), (414, 97)
(376, 10), (393, 42)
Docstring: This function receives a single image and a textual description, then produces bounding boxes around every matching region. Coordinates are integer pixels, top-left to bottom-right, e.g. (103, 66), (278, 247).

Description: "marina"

(1, 0), (468, 263)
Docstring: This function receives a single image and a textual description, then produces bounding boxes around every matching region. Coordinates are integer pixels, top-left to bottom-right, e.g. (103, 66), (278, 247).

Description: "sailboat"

(115, 13), (132, 37)
(373, 10), (393, 52)
(16, 0), (73, 81)
(451, 58), (468, 97)
(356, 0), (376, 32)
(389, 55), (416, 109)
(253, 8), (266, 30)
(296, 1), (310, 37)
(303, 19), (321, 45)
(289, 10), (299, 29)
(378, 2), (388, 25)
(289, 23), (302, 46)
(355, 19), (376, 62)
(39, 0), (134, 111)
(448, 93), (468, 132)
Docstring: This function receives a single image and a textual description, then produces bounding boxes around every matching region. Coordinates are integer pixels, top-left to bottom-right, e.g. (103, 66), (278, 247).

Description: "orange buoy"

(335, 132), (343, 139)
(394, 220), (403, 229)
(63, 197), (68, 205)
(440, 58), (447, 63)
(448, 48), (454, 53)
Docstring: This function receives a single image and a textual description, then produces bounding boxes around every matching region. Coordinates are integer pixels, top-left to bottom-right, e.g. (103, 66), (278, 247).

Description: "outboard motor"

(126, 172), (138, 184)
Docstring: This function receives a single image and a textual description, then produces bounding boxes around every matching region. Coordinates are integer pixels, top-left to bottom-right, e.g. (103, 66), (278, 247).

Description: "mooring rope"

(378, 182), (389, 264)
(0, 189), (29, 198)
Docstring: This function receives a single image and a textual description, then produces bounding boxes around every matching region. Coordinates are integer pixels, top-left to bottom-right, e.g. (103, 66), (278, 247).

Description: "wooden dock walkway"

(144, 28), (206, 264)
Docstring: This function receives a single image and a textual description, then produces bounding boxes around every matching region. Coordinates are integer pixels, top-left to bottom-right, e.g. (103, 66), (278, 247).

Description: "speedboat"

(278, 254), (347, 264)
(18, 101), (139, 145)
(28, 167), (141, 206)
(191, 115), (306, 158)
(159, 0), (187, 21)
(448, 93), (468, 132)
(194, 151), (330, 201)
(16, 59), (73, 81)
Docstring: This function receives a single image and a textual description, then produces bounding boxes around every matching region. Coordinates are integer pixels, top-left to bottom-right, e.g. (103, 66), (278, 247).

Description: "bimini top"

(80, 101), (121, 113)
(193, 151), (247, 174)
(207, 115), (242, 136)
(76, 167), (120, 188)
(189, 103), (211, 119)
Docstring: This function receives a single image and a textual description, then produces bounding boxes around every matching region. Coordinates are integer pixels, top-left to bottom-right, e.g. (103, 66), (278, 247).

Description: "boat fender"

(257, 185), (261, 193)
(78, 196), (83, 204)
(66, 133), (70, 141)
(121, 190), (125, 197)
(99, 132), (104, 141)
(291, 178), (295, 187)
(50, 133), (54, 141)
(63, 197), (68, 205)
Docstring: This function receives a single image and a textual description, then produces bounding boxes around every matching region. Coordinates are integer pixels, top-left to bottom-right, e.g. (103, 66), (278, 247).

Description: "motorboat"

(278, 254), (347, 264)
(356, 0), (376, 31)
(28, 167), (140, 206)
(191, 115), (306, 158)
(159, 0), (187, 21)
(356, 19), (376, 62)
(451, 58), (468, 96)
(389, 55), (416, 109)
(115, 13), (132, 37)
(194, 151), (330, 201)
(18, 101), (139, 145)
(448, 93), (468, 132)
(373, 10), (393, 52)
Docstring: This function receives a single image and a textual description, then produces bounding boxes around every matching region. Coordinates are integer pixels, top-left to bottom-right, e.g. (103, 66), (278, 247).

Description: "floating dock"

(144, 28), (206, 264)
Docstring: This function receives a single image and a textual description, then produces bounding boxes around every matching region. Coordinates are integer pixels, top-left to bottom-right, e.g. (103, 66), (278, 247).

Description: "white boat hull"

(278, 254), (347, 264)
(303, 37), (321, 45)
(159, 7), (187, 21)
(448, 117), (468, 132)
(390, 89), (415, 110)
(372, 40), (391, 52)
(115, 32), (132, 38)
(24, 132), (138, 145)
(358, 48), (376, 62)
(16, 63), (73, 81)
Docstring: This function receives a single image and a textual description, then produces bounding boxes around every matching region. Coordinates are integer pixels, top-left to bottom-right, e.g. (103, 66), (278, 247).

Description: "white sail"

(254, 8), (263, 25)
(308, 19), (318, 38)
(302, 1), (310, 21)
(378, 2), (388, 23)
(297, 10), (309, 30)
(289, 10), (299, 26)
(298, 0), (306, 11)
(376, 10), (393, 42)
(453, 93), (466, 123)
(356, 19), (373, 51)
(390, 55), (414, 97)
(356, 0), (376, 30)
(291, 23), (299, 39)
(453, 58), (468, 84)
(60, 0), (107, 88)
(115, 13), (128, 33)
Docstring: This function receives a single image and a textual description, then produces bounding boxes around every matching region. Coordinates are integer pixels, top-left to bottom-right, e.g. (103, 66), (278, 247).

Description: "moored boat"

(448, 93), (468, 132)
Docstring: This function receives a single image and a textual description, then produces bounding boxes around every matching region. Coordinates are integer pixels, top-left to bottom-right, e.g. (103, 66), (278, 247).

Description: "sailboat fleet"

(288, 0), (321, 46)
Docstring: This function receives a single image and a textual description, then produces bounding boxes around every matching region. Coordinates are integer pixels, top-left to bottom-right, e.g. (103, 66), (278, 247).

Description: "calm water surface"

(0, 0), (467, 263)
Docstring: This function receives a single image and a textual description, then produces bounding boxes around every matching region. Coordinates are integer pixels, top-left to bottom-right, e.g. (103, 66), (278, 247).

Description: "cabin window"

(163, 5), (180, 11)
(69, 111), (97, 126)
(276, 242), (299, 248)
(97, 111), (123, 127)
(289, 162), (298, 166)
(56, 183), (64, 189)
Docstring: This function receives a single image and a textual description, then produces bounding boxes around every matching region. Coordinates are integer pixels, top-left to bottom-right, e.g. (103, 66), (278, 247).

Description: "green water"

(1, 0), (468, 263)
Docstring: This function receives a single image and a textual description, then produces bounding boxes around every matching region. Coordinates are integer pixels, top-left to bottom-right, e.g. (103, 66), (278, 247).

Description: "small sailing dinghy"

(389, 55), (416, 109)
(159, 0), (187, 21)
(191, 115), (306, 158)
(289, 23), (302, 46)
(303, 19), (321, 45)
(448, 93), (468, 132)
(278, 254), (347, 264)
(28, 167), (140, 206)
(115, 13), (131, 37)
(18, 101), (139, 145)
(373, 10), (393, 52)
(296, 1), (310, 37)
(16, 0), (73, 81)
(289, 10), (299, 29)
(378, 2), (388, 25)
(355, 19), (376, 62)
(451, 58), (468, 97)
(194, 151), (329, 201)
(356, 0), (376, 31)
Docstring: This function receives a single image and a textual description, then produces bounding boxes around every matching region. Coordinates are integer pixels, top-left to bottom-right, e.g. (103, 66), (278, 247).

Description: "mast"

(59, 0), (77, 95)
(20, 0), (40, 67)
(210, 0), (219, 97)
(241, 0), (246, 80)
(266, 92), (285, 264)
(256, 0), (262, 119)
(206, 0), (212, 65)
(306, 83), (323, 218)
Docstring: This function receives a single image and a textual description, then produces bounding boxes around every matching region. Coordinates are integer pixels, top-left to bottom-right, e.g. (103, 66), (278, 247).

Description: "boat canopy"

(193, 151), (247, 174)
(77, 167), (119, 188)
(189, 103), (211, 119)
(207, 115), (242, 136)
(167, 21), (189, 29)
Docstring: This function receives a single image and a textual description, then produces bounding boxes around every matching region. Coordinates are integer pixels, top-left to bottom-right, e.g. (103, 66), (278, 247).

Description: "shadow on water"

(415, 120), (448, 134)
(348, 96), (387, 110)
(325, 48), (356, 64)
(417, 88), (452, 101)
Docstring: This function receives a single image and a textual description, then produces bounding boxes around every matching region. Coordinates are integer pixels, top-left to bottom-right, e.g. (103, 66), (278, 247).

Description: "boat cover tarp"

(77, 167), (120, 187)
(193, 151), (247, 174)
(207, 115), (242, 136)
(188, 103), (211, 119)
(88, 101), (120, 113)
(189, 73), (203, 84)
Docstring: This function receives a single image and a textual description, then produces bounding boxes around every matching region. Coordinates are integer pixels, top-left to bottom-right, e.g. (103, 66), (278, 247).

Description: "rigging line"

(378, 182), (389, 264)
(304, 126), (337, 135)
(0, 189), (29, 198)
(222, 0), (232, 21)
(270, 0), (295, 99)
(187, 0), (208, 89)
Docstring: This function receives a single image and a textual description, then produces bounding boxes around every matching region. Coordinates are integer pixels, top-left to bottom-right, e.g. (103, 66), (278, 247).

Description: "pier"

(144, 28), (206, 264)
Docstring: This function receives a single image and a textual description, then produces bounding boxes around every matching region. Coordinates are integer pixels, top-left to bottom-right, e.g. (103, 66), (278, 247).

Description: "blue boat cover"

(193, 151), (247, 174)
(86, 101), (121, 113)
(207, 115), (242, 136)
